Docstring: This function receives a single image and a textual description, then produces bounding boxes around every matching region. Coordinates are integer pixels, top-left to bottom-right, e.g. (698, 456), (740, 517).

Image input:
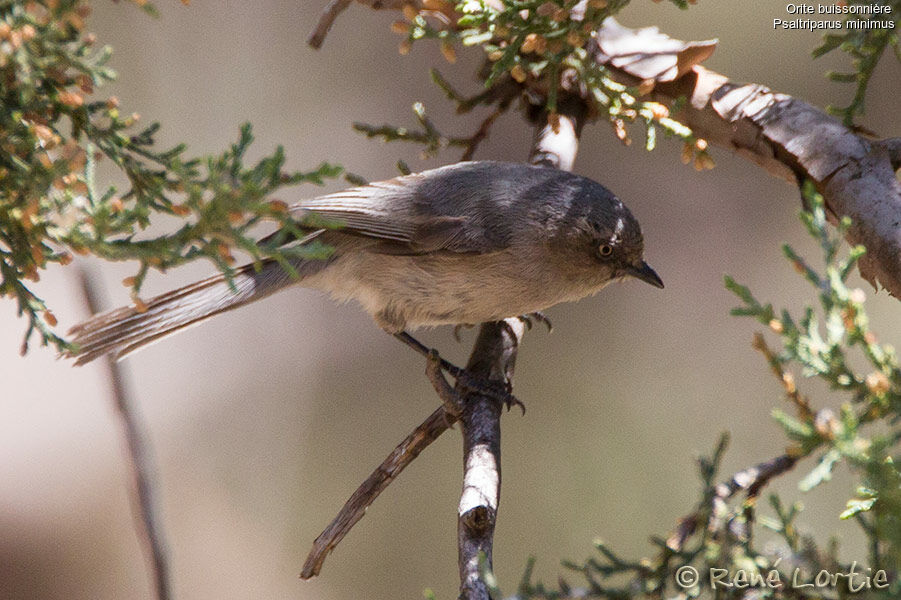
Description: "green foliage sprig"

(354, 101), (493, 159)
(0, 0), (342, 352)
(382, 0), (712, 168)
(725, 181), (900, 569)
(813, 0), (900, 126)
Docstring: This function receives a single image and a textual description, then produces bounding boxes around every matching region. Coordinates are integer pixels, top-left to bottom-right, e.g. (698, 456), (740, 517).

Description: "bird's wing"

(290, 173), (509, 255)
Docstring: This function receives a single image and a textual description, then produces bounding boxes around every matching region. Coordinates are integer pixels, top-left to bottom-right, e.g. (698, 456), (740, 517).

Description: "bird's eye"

(599, 244), (614, 257)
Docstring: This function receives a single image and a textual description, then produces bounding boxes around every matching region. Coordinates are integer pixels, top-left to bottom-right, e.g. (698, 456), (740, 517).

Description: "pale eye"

(599, 244), (613, 257)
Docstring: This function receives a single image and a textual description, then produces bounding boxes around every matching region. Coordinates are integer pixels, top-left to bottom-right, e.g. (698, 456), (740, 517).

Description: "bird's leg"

(393, 331), (524, 413)
(425, 350), (462, 426)
(394, 331), (465, 378)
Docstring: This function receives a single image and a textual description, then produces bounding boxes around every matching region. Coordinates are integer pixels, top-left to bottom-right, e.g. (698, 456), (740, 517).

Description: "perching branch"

(77, 268), (171, 600)
(454, 97), (587, 600)
(457, 319), (523, 600)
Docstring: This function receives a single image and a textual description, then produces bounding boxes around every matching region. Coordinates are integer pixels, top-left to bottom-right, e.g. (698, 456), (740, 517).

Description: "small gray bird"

(67, 161), (662, 366)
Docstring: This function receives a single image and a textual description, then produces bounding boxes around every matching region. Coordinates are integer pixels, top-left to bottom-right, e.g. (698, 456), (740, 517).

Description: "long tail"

(66, 258), (321, 365)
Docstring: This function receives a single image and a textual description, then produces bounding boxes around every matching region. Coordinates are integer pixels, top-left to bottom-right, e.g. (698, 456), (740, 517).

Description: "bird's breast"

(307, 247), (610, 329)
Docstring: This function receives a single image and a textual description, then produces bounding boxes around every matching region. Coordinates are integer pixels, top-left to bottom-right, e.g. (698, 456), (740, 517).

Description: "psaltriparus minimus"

(67, 161), (662, 365)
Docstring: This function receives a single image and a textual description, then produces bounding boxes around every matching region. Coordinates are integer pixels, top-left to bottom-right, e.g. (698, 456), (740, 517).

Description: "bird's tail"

(67, 258), (319, 365)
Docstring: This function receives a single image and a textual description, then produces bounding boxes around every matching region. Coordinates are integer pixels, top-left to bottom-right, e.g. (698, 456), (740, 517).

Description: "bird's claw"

(517, 312), (553, 333)
(454, 370), (525, 415)
(503, 391), (526, 415)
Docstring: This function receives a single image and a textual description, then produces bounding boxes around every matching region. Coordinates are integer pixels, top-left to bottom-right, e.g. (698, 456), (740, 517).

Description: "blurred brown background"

(1, 1), (899, 599)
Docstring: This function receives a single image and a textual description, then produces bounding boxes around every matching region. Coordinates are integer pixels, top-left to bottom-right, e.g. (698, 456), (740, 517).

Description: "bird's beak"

(625, 261), (664, 289)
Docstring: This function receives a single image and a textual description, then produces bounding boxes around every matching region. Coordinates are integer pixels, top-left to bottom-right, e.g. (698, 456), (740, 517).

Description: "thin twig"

(751, 333), (813, 421)
(353, 110), (507, 162)
(460, 108), (504, 161)
(431, 69), (519, 114)
(300, 404), (456, 579)
(77, 268), (171, 600)
(307, 0), (354, 49)
(666, 452), (800, 552)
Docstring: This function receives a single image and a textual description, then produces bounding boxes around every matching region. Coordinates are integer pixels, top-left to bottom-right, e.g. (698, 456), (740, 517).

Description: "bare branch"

(300, 330), (517, 582)
(460, 107), (505, 162)
(308, 0), (424, 49)
(76, 268), (171, 600)
(301, 404), (455, 579)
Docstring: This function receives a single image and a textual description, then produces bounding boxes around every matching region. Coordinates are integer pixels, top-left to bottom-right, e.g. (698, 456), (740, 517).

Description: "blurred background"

(1, 1), (899, 598)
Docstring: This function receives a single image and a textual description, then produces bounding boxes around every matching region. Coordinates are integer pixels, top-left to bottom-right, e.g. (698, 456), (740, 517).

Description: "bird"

(65, 161), (663, 368)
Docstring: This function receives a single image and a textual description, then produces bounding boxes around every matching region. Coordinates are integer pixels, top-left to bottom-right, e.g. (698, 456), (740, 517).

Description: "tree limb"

(588, 19), (901, 297)
(300, 404), (455, 579)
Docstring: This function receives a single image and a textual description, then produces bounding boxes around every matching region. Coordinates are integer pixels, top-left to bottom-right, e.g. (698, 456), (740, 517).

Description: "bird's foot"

(456, 370), (525, 415)
(396, 331), (524, 415)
